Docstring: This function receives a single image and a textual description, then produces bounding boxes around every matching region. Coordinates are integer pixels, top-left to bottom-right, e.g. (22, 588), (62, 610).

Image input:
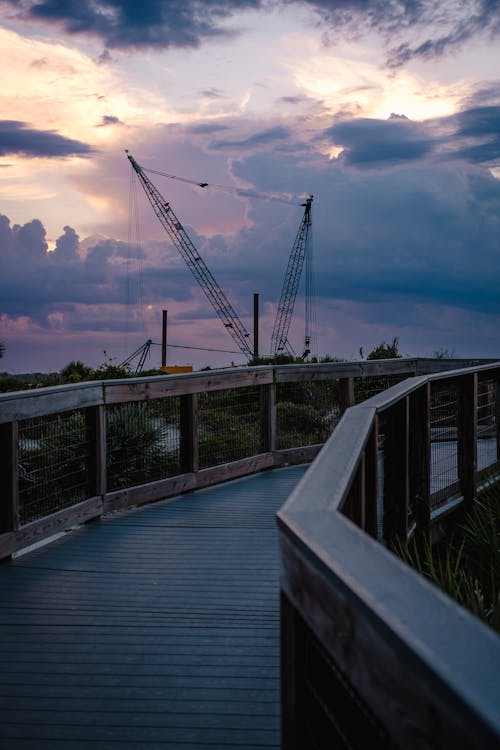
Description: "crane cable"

(141, 165), (305, 206)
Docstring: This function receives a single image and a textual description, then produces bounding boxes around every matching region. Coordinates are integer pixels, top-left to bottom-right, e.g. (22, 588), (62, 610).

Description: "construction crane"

(126, 151), (253, 359)
(119, 339), (153, 374)
(270, 196), (313, 359)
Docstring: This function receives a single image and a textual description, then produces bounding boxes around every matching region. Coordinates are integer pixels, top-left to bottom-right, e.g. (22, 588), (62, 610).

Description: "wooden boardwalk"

(0, 464), (307, 749)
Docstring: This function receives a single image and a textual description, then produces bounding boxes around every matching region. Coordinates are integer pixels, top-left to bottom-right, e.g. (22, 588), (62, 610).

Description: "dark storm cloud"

(4, 0), (263, 49)
(325, 105), (500, 168)
(187, 122), (230, 134)
(230, 145), (500, 323)
(4, 0), (498, 65)
(385, 0), (500, 66)
(0, 210), (223, 328)
(326, 117), (433, 167)
(51, 225), (79, 262)
(280, 96), (306, 104)
(0, 120), (92, 157)
(298, 0), (500, 66)
(210, 125), (291, 150)
(200, 88), (225, 99)
(0, 215), (115, 322)
(97, 115), (122, 126)
(451, 106), (500, 163)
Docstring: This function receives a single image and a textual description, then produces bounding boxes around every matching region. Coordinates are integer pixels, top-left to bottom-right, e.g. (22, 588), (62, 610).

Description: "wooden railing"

(0, 357), (488, 561)
(278, 361), (500, 749)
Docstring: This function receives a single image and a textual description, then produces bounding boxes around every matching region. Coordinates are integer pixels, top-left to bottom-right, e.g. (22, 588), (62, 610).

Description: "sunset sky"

(1, 0), (499, 372)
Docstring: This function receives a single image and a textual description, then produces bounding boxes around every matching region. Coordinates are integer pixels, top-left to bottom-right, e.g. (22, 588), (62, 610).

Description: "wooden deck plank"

(0, 465), (307, 749)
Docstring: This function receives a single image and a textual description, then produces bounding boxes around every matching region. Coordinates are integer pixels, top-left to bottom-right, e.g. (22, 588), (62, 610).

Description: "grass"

(395, 484), (500, 633)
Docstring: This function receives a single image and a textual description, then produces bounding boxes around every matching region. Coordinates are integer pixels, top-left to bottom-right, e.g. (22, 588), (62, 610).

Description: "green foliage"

(106, 402), (177, 490)
(276, 400), (331, 449)
(365, 337), (401, 360)
(395, 485), (500, 632)
(197, 388), (260, 467)
(60, 360), (94, 382)
(432, 346), (456, 359)
(248, 353), (300, 366)
(19, 411), (88, 523)
(0, 376), (29, 393)
(198, 414), (259, 466)
(355, 337), (404, 403)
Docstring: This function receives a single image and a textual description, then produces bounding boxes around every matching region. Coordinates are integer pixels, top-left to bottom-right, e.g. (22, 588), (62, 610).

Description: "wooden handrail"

(277, 360), (500, 749)
(0, 357), (496, 562)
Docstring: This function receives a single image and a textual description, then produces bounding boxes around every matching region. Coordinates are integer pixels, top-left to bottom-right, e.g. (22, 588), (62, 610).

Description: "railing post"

(458, 373), (478, 512)
(409, 383), (431, 542)
(339, 377), (354, 412)
(260, 382), (276, 454)
(180, 393), (199, 474)
(0, 421), (19, 534)
(382, 397), (409, 546)
(363, 418), (379, 539)
(85, 405), (107, 497)
(496, 380), (500, 465)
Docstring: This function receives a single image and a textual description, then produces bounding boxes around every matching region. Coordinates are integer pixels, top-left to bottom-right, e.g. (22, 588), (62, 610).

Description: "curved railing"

(0, 357), (487, 560)
(277, 361), (500, 749)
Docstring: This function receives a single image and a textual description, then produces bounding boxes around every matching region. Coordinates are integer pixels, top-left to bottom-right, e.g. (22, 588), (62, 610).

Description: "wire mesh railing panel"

(354, 374), (407, 404)
(276, 380), (341, 450)
(197, 387), (261, 469)
(477, 379), (498, 482)
(430, 384), (459, 508)
(18, 410), (89, 525)
(106, 398), (181, 491)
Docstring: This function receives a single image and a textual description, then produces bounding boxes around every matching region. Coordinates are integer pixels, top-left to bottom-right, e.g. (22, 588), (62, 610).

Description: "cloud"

(51, 225), (80, 262)
(326, 117), (433, 167)
(325, 105), (500, 168)
(97, 115), (123, 126)
(4, 0), (263, 50)
(384, 0), (500, 66)
(299, 0), (500, 66)
(451, 106), (500, 164)
(187, 122), (230, 134)
(199, 88), (226, 99)
(3, 0), (498, 71)
(0, 120), (93, 157)
(210, 125), (292, 150)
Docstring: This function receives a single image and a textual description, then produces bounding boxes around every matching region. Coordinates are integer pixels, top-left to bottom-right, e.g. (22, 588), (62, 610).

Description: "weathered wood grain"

(278, 516), (500, 750)
(0, 465), (308, 749)
(0, 383), (103, 423)
(12, 496), (102, 552)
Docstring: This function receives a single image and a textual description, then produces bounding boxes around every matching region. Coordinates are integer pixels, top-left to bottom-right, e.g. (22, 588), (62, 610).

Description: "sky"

(0, 0), (499, 373)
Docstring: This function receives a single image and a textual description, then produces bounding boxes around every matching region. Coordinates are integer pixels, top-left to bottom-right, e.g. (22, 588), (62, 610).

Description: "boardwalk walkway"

(0, 464), (308, 750)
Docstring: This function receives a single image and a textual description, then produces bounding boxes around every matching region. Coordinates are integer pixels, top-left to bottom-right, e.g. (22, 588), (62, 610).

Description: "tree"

(366, 337), (401, 360)
(0, 342), (4, 359)
(60, 360), (93, 382)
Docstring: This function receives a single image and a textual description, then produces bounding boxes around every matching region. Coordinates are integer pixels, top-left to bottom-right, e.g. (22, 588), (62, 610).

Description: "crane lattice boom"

(126, 151), (253, 358)
(271, 196), (313, 357)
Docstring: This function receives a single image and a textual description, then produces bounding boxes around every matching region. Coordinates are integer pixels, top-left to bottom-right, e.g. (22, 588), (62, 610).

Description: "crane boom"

(271, 196), (313, 357)
(126, 151), (253, 358)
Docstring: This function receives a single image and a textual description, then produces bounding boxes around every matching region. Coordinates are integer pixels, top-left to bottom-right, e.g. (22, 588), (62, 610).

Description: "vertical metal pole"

(253, 293), (259, 359)
(162, 309), (168, 367)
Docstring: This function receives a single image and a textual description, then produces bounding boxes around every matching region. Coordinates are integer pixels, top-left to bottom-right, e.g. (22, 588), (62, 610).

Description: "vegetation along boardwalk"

(0, 464), (308, 749)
